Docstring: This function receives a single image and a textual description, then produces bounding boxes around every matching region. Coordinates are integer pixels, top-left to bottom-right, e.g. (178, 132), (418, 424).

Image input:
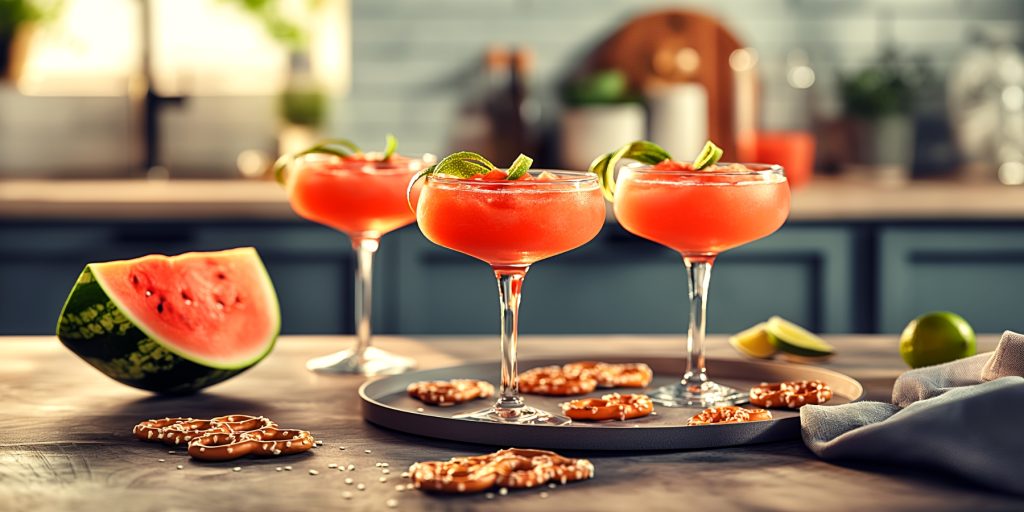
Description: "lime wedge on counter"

(766, 316), (835, 357)
(692, 140), (723, 170)
(728, 322), (777, 359)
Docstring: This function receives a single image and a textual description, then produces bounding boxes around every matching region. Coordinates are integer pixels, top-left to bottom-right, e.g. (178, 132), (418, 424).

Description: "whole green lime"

(899, 311), (976, 368)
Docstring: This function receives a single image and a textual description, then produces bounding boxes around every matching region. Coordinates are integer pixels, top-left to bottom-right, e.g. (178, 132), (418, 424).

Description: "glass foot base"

(305, 346), (416, 376)
(649, 381), (750, 408)
(453, 405), (571, 426)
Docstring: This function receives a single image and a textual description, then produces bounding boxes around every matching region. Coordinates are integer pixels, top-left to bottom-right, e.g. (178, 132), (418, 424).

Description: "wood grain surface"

(1, 334), (1020, 512)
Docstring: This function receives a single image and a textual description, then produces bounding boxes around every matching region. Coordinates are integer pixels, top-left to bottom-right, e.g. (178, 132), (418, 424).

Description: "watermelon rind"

(55, 248), (279, 394)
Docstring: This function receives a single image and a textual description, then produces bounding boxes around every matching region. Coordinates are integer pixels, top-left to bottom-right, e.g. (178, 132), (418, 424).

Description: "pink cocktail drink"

(613, 161), (790, 407)
(285, 152), (430, 375)
(288, 155), (423, 238)
(614, 165), (790, 256)
(415, 169), (605, 424)
(417, 174), (605, 267)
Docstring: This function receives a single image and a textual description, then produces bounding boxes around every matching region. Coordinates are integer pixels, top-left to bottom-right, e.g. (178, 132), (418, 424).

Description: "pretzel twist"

(187, 427), (314, 462)
(407, 379), (495, 406)
(133, 415), (312, 461)
(561, 393), (654, 421)
(749, 380), (833, 409)
(410, 448), (594, 494)
(686, 406), (773, 426)
(132, 415), (276, 445)
(563, 362), (654, 388)
(519, 366), (598, 396)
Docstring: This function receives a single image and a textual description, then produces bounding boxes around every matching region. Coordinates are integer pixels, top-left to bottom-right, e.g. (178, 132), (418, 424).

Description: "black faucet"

(135, 0), (186, 177)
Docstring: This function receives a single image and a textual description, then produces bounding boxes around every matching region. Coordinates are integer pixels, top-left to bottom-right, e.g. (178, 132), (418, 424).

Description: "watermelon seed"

(131, 275), (140, 285)
(156, 303), (164, 314)
(216, 272), (226, 280)
(145, 290), (153, 297)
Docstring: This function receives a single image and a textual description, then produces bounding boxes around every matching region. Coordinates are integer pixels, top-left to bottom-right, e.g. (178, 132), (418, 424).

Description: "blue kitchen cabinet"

(0, 221), (355, 335)
(878, 225), (1024, 334)
(384, 224), (858, 335)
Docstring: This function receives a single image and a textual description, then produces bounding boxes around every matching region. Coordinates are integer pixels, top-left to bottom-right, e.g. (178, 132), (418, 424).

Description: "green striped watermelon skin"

(56, 266), (262, 395)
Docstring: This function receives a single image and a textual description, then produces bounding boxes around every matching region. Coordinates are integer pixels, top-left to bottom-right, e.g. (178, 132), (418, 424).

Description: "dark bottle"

(489, 47), (539, 165)
(449, 47), (509, 160)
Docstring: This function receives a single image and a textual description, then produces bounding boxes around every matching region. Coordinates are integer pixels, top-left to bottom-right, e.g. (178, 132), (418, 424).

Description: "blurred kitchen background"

(3, 0), (1024, 336)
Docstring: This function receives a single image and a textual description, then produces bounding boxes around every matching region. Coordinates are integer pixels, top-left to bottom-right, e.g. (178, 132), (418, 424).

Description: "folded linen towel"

(801, 331), (1024, 495)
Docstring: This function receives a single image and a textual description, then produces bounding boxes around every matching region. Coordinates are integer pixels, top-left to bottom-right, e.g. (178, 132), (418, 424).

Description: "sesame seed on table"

(0, 334), (1018, 511)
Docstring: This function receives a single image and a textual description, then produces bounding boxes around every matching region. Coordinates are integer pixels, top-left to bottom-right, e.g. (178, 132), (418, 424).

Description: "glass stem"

(352, 237), (380, 363)
(682, 256), (715, 391)
(494, 266), (528, 413)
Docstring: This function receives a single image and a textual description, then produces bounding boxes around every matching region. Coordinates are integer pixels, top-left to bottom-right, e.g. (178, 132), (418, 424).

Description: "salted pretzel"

(187, 427), (314, 462)
(687, 406), (772, 426)
(132, 415), (275, 445)
(133, 415), (313, 461)
(749, 380), (833, 409)
(519, 365), (598, 396)
(410, 448), (594, 494)
(561, 393), (654, 421)
(563, 361), (654, 388)
(407, 379), (495, 406)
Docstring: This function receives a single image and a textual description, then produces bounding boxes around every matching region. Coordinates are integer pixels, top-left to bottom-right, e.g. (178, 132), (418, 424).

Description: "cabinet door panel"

(879, 227), (1024, 333)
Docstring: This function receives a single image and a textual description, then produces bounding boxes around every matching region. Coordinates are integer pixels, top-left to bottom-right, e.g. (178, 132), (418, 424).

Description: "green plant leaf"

(505, 154), (533, 180)
(588, 140), (672, 201)
(383, 134), (397, 160)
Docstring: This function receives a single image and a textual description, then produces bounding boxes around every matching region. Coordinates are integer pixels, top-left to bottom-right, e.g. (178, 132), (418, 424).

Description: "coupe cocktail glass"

(415, 171), (605, 424)
(286, 153), (429, 375)
(613, 163), (790, 406)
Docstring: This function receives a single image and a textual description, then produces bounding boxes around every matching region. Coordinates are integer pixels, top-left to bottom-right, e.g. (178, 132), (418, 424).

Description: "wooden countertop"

(2, 334), (1019, 511)
(4, 177), (1024, 221)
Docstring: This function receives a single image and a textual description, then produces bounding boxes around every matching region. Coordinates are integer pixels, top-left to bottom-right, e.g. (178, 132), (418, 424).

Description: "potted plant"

(225, 0), (324, 128)
(0, 0), (60, 83)
(840, 50), (921, 181)
(559, 69), (646, 170)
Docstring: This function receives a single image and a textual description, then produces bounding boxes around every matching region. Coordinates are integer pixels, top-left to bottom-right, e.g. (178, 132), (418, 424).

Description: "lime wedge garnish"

(273, 138), (363, 185)
(728, 322), (777, 359)
(406, 151), (497, 210)
(383, 133), (397, 160)
(588, 140), (672, 201)
(506, 153), (534, 180)
(692, 140), (724, 170)
(765, 316), (835, 357)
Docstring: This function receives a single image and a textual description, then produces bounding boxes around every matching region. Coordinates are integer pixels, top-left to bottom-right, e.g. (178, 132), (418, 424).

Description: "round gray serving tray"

(359, 357), (865, 451)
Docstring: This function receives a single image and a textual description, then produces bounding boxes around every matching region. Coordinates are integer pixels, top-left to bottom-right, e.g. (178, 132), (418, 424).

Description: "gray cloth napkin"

(801, 331), (1024, 495)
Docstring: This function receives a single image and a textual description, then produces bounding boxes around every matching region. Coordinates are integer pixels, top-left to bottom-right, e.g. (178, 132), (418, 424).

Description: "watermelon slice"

(56, 248), (280, 394)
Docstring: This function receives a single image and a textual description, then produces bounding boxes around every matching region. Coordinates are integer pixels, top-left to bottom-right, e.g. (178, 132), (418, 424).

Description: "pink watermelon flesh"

(90, 248), (279, 368)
